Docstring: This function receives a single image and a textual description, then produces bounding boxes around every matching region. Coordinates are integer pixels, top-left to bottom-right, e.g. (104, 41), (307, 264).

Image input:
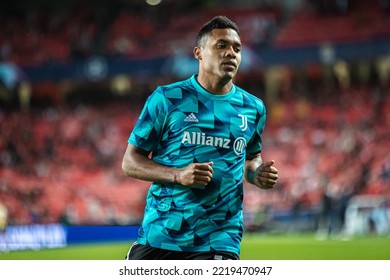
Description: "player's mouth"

(221, 60), (237, 70)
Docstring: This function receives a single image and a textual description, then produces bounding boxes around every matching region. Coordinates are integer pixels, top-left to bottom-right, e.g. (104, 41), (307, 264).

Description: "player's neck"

(196, 74), (233, 95)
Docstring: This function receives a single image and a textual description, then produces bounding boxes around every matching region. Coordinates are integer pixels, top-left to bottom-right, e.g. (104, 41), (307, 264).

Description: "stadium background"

(0, 0), (389, 259)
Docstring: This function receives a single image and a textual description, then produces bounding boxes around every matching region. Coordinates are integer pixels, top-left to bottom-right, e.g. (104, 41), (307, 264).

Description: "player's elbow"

(121, 158), (135, 178)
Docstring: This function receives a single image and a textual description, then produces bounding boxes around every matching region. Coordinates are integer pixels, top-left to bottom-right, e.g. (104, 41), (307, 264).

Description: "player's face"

(196, 28), (242, 82)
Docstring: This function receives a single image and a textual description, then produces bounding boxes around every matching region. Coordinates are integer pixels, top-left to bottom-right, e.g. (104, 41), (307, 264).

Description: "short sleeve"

(128, 87), (168, 153)
(246, 100), (266, 155)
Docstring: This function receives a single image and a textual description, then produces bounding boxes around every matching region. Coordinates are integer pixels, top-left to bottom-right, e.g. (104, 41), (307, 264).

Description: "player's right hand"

(175, 162), (214, 186)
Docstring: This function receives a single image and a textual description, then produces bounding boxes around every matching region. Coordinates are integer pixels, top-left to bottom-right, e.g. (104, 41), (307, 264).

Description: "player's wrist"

(245, 168), (256, 185)
(172, 170), (181, 184)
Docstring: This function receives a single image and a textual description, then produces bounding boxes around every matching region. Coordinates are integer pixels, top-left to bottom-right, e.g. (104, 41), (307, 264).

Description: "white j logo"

(238, 114), (247, 131)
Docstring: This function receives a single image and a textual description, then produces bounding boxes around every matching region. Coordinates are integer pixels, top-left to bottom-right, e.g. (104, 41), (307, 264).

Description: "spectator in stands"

(121, 15), (278, 260)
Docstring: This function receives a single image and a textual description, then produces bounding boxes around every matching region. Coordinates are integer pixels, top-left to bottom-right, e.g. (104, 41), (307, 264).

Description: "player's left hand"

(254, 160), (278, 189)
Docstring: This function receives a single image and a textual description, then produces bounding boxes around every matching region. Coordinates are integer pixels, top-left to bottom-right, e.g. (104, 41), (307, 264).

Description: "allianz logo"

(181, 131), (246, 156)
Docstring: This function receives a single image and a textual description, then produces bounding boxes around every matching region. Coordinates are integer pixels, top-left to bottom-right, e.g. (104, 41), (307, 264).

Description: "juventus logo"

(238, 114), (248, 131)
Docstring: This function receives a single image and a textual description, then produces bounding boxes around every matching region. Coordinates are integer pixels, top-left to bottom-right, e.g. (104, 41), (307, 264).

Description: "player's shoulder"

(145, 77), (193, 110)
(157, 77), (193, 94)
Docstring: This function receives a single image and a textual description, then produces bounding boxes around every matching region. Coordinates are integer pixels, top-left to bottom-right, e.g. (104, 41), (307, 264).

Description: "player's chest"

(167, 101), (257, 141)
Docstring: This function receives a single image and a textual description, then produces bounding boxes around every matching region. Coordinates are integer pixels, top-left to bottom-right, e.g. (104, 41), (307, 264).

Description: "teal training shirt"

(128, 75), (266, 255)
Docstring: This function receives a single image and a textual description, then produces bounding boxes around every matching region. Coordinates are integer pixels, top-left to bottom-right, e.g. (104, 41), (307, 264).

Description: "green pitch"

(1, 234), (390, 260)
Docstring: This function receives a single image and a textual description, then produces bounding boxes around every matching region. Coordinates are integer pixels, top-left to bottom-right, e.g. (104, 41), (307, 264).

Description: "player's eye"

(216, 43), (226, 49)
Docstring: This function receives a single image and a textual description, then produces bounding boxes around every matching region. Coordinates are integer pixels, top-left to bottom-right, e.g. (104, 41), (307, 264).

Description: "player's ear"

(193, 47), (202, 60)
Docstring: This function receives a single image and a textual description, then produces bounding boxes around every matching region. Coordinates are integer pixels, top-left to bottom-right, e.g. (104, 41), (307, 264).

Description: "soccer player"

(122, 15), (278, 260)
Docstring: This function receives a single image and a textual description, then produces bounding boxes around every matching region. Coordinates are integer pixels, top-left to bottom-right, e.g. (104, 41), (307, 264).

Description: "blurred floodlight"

(83, 56), (108, 81)
(111, 75), (131, 95)
(146, 0), (162, 6)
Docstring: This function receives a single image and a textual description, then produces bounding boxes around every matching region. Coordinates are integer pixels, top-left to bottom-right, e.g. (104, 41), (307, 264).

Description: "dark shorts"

(125, 242), (239, 260)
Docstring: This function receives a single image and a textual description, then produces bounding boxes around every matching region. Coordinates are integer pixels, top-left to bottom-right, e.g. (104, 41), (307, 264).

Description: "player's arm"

(122, 143), (214, 186)
(244, 153), (278, 189)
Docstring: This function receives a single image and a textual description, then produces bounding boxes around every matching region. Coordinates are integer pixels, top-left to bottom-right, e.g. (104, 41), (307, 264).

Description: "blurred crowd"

(0, 100), (150, 225)
(0, 1), (280, 66)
